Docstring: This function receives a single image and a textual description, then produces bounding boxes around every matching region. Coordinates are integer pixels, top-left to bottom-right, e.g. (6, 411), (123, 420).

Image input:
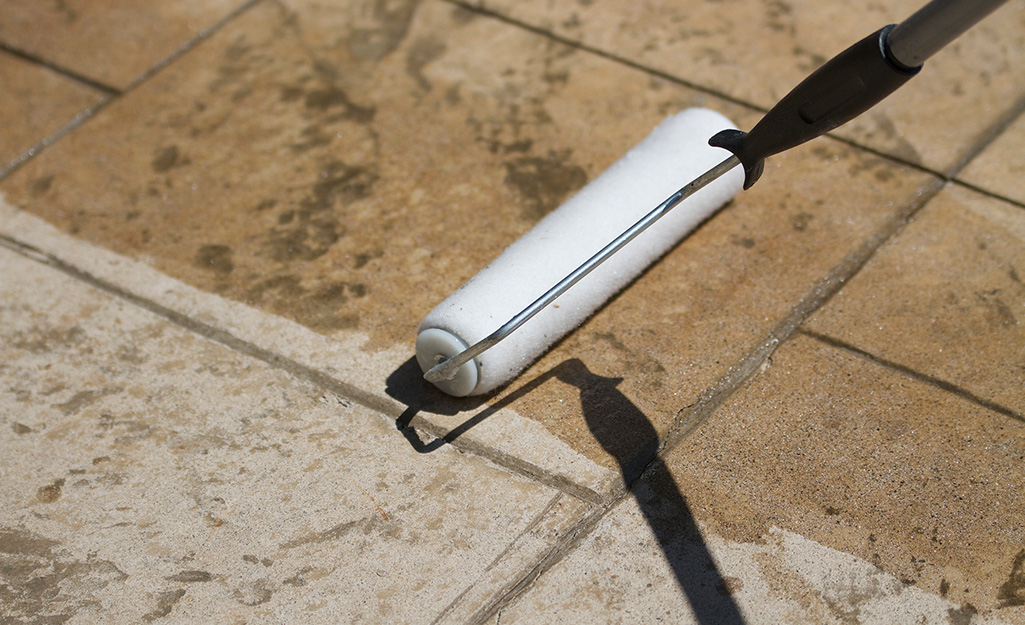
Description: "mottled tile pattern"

(0, 51), (103, 171)
(477, 0), (1025, 173)
(806, 185), (1025, 415)
(2, 0), (1024, 621)
(667, 334), (1025, 621)
(0, 0), (247, 90)
(0, 245), (587, 623)
(0, 0), (935, 475)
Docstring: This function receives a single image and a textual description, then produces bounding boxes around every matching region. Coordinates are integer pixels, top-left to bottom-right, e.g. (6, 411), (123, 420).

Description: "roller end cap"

(416, 328), (479, 397)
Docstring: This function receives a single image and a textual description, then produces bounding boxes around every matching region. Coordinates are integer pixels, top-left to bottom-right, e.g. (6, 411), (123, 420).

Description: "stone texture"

(0, 0), (247, 90)
(2, 0), (1024, 622)
(0, 199), (620, 505)
(496, 513), (1012, 625)
(959, 109), (1025, 206)
(0, 0), (936, 478)
(806, 184), (1025, 416)
(476, 0), (1025, 173)
(665, 334), (1025, 621)
(0, 245), (588, 624)
(0, 51), (103, 172)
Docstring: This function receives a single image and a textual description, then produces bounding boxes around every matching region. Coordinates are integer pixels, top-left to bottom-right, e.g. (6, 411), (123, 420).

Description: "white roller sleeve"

(417, 108), (745, 396)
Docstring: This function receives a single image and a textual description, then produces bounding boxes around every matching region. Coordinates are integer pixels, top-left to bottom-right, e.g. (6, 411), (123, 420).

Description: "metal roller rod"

(886, 0), (1009, 68)
(424, 155), (741, 383)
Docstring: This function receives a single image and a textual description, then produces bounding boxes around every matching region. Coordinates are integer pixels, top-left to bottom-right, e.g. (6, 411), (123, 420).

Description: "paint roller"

(417, 0), (1009, 397)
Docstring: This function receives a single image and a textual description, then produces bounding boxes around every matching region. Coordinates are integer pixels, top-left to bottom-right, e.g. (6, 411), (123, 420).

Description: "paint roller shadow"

(552, 358), (747, 625)
(385, 357), (490, 453)
(387, 357), (746, 623)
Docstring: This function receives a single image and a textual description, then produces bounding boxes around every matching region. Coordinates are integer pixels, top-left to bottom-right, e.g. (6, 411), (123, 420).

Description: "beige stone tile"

(0, 245), (590, 623)
(665, 334), (1025, 620)
(0, 51), (103, 171)
(0, 0), (246, 90)
(0, 0), (937, 476)
(806, 184), (1025, 415)
(497, 508), (1006, 624)
(0, 199), (621, 504)
(959, 111), (1025, 206)
(476, 0), (1025, 173)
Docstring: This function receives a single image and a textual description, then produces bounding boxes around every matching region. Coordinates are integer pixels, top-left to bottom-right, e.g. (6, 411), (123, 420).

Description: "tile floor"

(1, 0), (1023, 623)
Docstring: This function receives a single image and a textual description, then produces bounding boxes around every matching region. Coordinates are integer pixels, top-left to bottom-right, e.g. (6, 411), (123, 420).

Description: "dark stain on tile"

(195, 244), (234, 275)
(947, 602), (978, 625)
(283, 566), (315, 587)
(406, 35), (447, 91)
(976, 289), (1018, 327)
(301, 82), (376, 123)
(234, 578), (273, 606)
(998, 549), (1025, 607)
(245, 275), (364, 331)
(731, 235), (756, 249)
(165, 570), (213, 583)
(151, 145), (180, 173)
(11, 325), (85, 353)
(53, 387), (122, 416)
(345, 0), (419, 61)
(0, 526), (127, 623)
(503, 149), (587, 220)
(36, 478), (65, 503)
(791, 211), (813, 232)
(264, 161), (377, 263)
(279, 516), (388, 551)
(764, 0), (795, 34)
(253, 198), (278, 212)
(143, 588), (187, 621)
(862, 113), (923, 164)
(241, 554), (274, 567)
(28, 174), (54, 197)
(54, 0), (79, 23)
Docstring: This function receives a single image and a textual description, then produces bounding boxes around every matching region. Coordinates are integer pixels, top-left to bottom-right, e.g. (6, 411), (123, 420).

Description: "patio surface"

(1, 0), (1023, 623)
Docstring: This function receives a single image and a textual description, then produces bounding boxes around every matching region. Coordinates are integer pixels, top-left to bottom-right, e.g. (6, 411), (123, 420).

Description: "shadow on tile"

(387, 357), (746, 624)
(556, 359), (746, 625)
(385, 357), (485, 453)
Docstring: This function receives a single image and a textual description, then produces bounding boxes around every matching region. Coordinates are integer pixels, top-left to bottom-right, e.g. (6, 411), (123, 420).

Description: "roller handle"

(709, 25), (918, 189)
(710, 0), (1009, 190)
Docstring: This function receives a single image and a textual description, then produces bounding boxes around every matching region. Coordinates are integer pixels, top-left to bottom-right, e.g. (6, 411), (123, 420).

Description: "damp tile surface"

(0, 0), (247, 90)
(0, 0), (936, 474)
(477, 0), (1025, 173)
(959, 110), (1025, 206)
(0, 247), (576, 624)
(806, 184), (1025, 415)
(666, 333), (1025, 620)
(0, 51), (104, 171)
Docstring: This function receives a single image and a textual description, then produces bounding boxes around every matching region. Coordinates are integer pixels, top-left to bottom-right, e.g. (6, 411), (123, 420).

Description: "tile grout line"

(0, 0), (267, 183)
(656, 173), (949, 455)
(943, 90), (1025, 184)
(0, 42), (121, 95)
(658, 55), (1025, 456)
(0, 231), (606, 506)
(442, 0), (756, 111)
(443, 0), (1025, 211)
(798, 328), (1024, 424)
(464, 499), (619, 625)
